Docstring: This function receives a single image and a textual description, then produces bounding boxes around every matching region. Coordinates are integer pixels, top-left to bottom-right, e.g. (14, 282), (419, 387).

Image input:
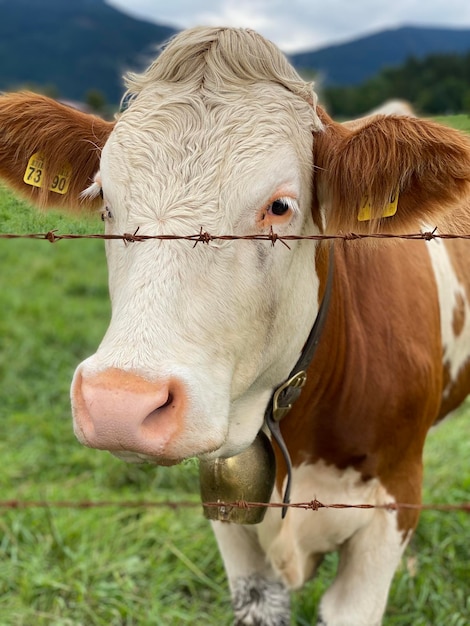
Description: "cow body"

(215, 236), (470, 625)
(1, 27), (470, 626)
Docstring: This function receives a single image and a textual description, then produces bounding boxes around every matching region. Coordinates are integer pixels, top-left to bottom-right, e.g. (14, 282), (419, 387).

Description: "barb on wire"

(202, 499), (470, 513)
(0, 498), (468, 513)
(3, 228), (470, 245)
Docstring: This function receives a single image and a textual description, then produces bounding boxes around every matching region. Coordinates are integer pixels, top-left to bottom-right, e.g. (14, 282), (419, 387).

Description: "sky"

(107, 0), (470, 52)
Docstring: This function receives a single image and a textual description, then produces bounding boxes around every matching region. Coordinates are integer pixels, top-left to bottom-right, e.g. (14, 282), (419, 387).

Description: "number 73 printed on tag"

(23, 152), (72, 195)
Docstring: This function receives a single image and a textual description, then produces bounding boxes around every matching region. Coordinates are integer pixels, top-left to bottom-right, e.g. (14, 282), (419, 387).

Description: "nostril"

(161, 392), (174, 409)
(141, 393), (173, 428)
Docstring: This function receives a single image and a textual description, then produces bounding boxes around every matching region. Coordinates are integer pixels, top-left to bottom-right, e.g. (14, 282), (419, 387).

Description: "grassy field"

(1, 115), (469, 625)
(431, 113), (470, 131)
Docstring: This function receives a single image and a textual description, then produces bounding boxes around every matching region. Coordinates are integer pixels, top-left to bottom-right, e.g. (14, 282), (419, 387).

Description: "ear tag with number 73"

(23, 152), (72, 195)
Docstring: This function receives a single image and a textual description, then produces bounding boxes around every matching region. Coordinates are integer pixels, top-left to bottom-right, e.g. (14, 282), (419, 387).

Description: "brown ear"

(0, 92), (114, 210)
(314, 107), (470, 233)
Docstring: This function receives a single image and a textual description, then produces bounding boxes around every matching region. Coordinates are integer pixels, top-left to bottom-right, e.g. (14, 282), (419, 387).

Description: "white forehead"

(99, 27), (322, 229)
(104, 93), (312, 206)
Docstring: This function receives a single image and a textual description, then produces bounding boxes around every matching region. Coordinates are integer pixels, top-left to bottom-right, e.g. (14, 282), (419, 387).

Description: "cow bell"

(199, 430), (276, 524)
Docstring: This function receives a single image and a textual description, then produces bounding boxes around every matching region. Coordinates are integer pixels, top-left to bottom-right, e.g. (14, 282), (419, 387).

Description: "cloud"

(107, 0), (470, 52)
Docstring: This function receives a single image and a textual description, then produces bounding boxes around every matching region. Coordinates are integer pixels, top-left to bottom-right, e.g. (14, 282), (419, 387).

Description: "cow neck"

(264, 243), (335, 517)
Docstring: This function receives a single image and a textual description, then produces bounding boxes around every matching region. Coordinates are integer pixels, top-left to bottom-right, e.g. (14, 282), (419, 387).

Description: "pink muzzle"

(71, 367), (188, 463)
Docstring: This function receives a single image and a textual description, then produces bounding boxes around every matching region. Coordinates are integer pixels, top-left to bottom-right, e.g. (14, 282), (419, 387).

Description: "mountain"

(0, 3), (469, 104)
(290, 26), (470, 86)
(0, 0), (176, 103)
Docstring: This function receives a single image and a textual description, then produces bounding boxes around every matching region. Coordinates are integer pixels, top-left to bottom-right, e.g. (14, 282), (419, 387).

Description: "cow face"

(2, 28), (469, 467)
(71, 29), (324, 464)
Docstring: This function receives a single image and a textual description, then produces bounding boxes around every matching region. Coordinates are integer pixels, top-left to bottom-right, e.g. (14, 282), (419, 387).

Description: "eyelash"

(259, 196), (298, 224)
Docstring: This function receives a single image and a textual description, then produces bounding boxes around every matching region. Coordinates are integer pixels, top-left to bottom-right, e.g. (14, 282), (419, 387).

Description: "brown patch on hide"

(452, 292), (466, 337)
(313, 107), (470, 234)
(275, 238), (446, 537)
(0, 92), (114, 210)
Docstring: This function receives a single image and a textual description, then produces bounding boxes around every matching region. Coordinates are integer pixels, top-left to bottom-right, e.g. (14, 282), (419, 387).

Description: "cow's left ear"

(0, 92), (115, 210)
(314, 107), (470, 233)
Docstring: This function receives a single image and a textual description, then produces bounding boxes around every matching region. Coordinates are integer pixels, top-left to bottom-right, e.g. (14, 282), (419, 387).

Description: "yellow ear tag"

(358, 189), (399, 222)
(23, 152), (72, 195)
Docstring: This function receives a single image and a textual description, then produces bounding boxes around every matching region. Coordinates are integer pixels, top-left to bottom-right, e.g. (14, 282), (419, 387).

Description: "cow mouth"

(110, 450), (183, 466)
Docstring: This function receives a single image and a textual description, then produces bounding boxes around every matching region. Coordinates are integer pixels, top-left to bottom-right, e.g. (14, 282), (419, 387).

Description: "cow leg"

(211, 521), (291, 626)
(317, 509), (410, 626)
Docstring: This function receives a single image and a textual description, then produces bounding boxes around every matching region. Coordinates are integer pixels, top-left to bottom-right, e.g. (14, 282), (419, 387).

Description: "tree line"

(322, 52), (470, 117)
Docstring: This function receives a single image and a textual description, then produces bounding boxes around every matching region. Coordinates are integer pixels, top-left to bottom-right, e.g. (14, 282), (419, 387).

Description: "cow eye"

(257, 195), (298, 227)
(269, 199), (290, 216)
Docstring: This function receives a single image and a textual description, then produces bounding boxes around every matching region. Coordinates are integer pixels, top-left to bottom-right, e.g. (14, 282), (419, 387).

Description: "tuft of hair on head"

(123, 26), (317, 108)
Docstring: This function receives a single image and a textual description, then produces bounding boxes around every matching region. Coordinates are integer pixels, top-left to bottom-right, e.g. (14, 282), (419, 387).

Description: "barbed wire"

(3, 227), (470, 246)
(2, 227), (469, 517)
(0, 498), (468, 513)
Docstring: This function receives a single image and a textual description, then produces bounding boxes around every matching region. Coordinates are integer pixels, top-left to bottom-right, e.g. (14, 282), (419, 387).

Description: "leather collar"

(264, 243), (335, 516)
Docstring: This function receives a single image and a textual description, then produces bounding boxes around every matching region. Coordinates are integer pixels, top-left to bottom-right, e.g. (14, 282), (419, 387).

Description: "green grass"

(0, 188), (229, 626)
(1, 115), (470, 625)
(432, 113), (470, 132)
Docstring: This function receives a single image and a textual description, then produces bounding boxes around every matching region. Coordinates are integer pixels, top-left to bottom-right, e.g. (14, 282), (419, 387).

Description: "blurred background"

(1, 0), (470, 118)
(0, 3), (469, 625)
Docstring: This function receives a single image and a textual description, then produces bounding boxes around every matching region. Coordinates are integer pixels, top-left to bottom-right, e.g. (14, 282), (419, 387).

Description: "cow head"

(2, 27), (470, 466)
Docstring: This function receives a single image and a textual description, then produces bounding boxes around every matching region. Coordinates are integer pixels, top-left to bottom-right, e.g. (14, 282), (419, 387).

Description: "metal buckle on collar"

(265, 372), (308, 519)
(272, 370), (307, 422)
(266, 372), (307, 519)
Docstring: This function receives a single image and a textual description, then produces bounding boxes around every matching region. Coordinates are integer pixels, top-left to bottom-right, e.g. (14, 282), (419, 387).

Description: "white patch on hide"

(318, 496), (408, 626)
(213, 461), (409, 625)
(426, 239), (470, 389)
(257, 462), (403, 590)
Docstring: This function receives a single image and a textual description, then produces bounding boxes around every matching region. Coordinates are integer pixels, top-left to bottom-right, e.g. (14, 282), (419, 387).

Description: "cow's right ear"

(0, 92), (114, 210)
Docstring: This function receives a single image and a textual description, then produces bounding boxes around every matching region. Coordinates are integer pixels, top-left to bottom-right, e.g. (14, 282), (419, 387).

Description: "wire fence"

(3, 227), (470, 246)
(2, 225), (469, 516)
(0, 499), (469, 513)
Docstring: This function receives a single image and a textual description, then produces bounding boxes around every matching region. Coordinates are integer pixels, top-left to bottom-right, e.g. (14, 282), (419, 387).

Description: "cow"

(368, 98), (416, 117)
(342, 98), (415, 131)
(1, 26), (470, 626)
